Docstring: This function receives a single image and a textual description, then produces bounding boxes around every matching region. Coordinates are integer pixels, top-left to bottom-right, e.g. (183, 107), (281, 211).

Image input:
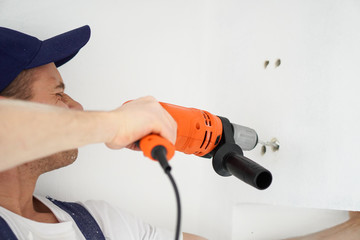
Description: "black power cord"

(151, 146), (181, 240)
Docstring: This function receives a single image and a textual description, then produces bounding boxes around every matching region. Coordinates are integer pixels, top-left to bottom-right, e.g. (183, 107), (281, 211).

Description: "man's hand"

(105, 96), (177, 150)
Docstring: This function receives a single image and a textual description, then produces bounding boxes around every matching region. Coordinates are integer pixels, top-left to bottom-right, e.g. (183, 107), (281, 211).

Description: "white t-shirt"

(0, 195), (181, 240)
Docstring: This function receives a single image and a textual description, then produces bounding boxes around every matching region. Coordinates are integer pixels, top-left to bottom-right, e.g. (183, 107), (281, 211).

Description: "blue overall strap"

(0, 215), (18, 240)
(46, 196), (106, 240)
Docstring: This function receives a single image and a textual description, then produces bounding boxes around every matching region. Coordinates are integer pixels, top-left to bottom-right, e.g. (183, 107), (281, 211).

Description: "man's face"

(30, 63), (83, 111)
(24, 63), (83, 175)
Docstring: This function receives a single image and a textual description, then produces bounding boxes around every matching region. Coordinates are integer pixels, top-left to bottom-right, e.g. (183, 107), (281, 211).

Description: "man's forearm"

(183, 233), (208, 240)
(0, 96), (177, 172)
(0, 99), (116, 171)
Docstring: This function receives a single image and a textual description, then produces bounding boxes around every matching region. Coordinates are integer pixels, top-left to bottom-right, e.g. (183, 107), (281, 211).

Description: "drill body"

(161, 103), (223, 157)
(139, 102), (272, 190)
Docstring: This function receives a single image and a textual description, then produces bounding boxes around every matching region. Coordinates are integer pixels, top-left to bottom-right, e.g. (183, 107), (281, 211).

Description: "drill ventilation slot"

(200, 131), (208, 149)
(197, 111), (215, 153)
(205, 132), (212, 150)
(202, 112), (212, 126)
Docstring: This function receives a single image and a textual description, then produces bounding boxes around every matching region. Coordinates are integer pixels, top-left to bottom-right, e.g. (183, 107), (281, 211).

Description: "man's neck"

(0, 163), (58, 223)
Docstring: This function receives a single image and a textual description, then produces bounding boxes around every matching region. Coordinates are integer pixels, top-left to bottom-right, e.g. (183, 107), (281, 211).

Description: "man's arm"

(183, 233), (208, 240)
(0, 96), (176, 171)
(286, 212), (360, 240)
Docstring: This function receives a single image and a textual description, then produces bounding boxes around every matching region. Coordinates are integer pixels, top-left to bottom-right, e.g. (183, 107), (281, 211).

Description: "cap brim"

(26, 25), (91, 69)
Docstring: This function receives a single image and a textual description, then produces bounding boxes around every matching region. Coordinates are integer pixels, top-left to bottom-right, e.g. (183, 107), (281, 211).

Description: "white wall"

(1, 0), (360, 239)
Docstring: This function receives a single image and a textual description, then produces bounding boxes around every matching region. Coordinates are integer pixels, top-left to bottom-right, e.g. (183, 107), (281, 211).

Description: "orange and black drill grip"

(122, 100), (176, 162)
(139, 134), (176, 162)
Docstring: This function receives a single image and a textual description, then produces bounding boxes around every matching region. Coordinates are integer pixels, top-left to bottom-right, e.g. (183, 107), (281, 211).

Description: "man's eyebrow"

(55, 82), (65, 90)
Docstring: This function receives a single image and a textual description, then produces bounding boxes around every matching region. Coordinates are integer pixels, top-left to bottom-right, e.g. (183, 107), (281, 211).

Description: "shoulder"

(37, 195), (179, 240)
(81, 199), (178, 240)
(81, 199), (132, 224)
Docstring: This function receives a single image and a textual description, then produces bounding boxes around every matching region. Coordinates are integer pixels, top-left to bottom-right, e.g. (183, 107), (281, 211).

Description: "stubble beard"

(21, 149), (79, 178)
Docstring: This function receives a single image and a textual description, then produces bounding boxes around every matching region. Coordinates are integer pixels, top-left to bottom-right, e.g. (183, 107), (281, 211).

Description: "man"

(2, 25), (359, 240)
(0, 25), (205, 239)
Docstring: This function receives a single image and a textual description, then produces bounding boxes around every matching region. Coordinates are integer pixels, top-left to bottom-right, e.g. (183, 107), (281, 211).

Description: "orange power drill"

(138, 102), (272, 190)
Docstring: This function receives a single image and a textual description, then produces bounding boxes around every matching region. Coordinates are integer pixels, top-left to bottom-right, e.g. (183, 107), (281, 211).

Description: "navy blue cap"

(0, 25), (91, 92)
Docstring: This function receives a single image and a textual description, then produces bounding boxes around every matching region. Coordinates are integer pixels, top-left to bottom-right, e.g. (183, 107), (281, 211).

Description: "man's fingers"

(106, 96), (177, 150)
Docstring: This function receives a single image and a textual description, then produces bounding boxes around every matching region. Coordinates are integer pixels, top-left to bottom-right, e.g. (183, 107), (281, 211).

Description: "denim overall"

(0, 197), (106, 240)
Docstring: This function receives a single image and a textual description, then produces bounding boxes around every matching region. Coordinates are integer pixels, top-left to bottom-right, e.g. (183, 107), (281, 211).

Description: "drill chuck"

(232, 123), (258, 151)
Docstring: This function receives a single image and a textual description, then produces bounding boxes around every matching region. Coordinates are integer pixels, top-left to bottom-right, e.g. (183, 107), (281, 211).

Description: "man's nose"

(63, 94), (84, 110)
(69, 100), (84, 111)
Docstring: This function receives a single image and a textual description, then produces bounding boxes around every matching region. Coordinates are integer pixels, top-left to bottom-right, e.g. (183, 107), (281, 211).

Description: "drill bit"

(258, 138), (280, 153)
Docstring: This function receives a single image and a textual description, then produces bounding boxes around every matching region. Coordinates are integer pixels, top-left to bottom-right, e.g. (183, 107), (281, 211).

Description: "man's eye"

(56, 93), (63, 98)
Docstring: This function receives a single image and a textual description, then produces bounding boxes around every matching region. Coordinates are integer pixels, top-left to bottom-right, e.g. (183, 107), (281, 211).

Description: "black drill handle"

(212, 142), (272, 190)
(225, 152), (272, 190)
